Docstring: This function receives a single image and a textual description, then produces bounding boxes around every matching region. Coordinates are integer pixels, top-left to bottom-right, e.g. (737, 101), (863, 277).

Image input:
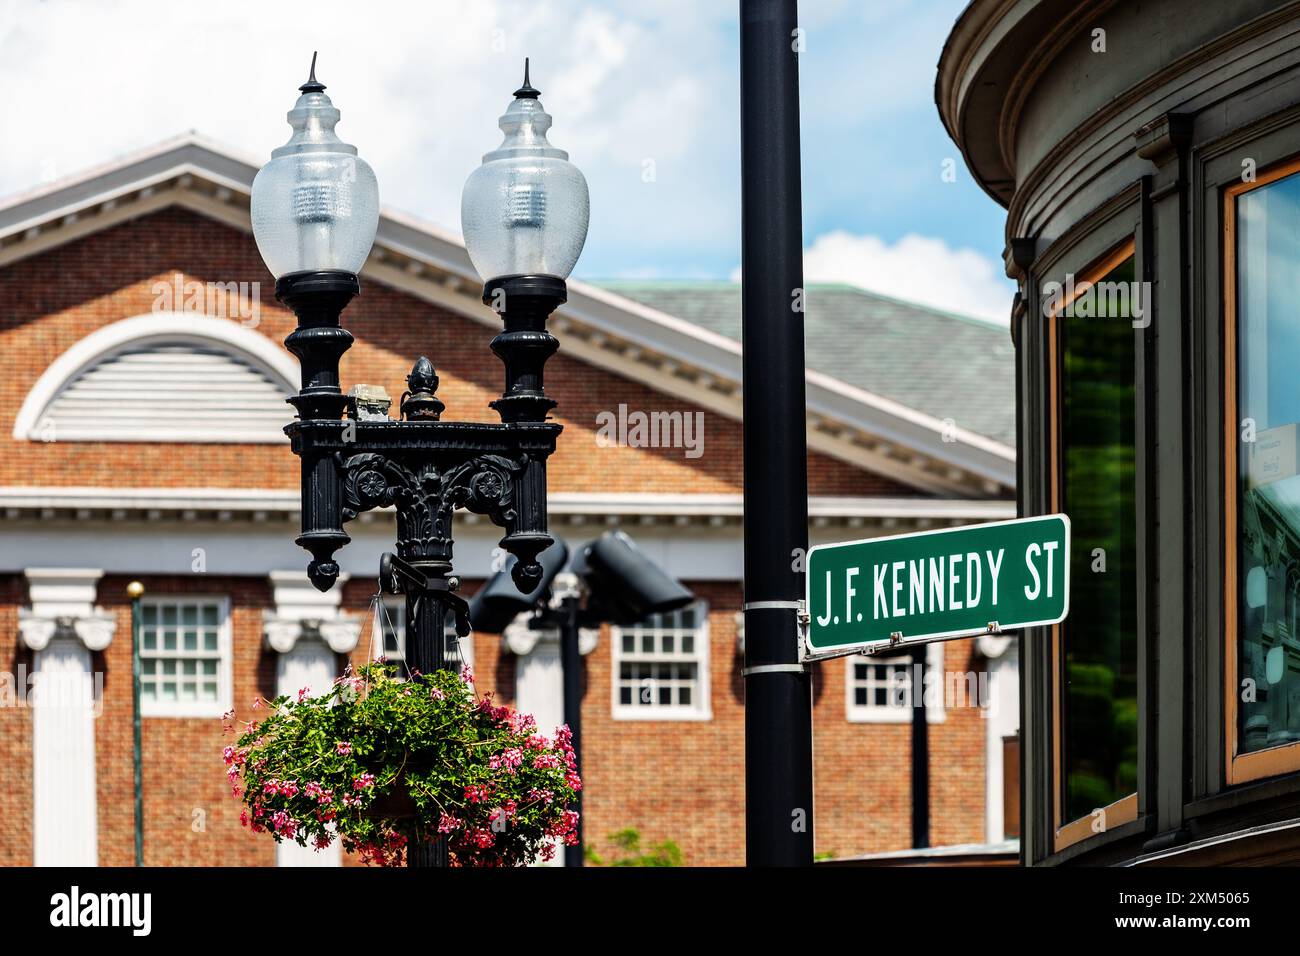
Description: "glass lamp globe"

(251, 55), (379, 280)
(461, 60), (590, 282)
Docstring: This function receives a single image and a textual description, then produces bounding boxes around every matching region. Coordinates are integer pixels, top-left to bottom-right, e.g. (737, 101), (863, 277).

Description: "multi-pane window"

(139, 597), (230, 717)
(375, 597), (406, 661)
(612, 603), (709, 720)
(371, 596), (473, 670)
(845, 644), (944, 723)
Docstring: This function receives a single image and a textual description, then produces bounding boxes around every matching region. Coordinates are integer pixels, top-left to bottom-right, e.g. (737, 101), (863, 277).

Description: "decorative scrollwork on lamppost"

(250, 56), (588, 868)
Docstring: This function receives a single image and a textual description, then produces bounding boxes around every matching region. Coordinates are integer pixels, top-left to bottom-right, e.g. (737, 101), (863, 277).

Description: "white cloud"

(0, 0), (735, 272)
(798, 230), (1014, 324)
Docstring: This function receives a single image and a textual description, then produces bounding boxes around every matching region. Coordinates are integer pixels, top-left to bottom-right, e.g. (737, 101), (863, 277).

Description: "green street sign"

(805, 514), (1070, 656)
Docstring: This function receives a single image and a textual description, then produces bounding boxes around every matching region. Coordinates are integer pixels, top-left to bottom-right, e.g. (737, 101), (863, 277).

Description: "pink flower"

(547, 809), (580, 840)
(463, 784), (491, 804)
(532, 753), (560, 770)
(488, 748), (524, 774)
(438, 813), (460, 834)
(566, 770), (583, 793)
(335, 741), (353, 756)
(313, 834), (333, 851)
(460, 663), (475, 684)
(270, 810), (298, 839)
(297, 686), (311, 703)
(352, 773), (376, 791)
(540, 842), (557, 862)
(430, 687), (446, 701)
(506, 711), (537, 734)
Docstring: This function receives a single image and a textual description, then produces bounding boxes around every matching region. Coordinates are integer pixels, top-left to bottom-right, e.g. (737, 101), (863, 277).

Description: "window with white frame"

(139, 597), (231, 717)
(845, 643), (944, 724)
(611, 602), (710, 720)
(371, 595), (473, 670)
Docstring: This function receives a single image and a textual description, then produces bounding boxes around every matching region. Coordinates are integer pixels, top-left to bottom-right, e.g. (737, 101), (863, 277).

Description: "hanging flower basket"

(223, 662), (581, 867)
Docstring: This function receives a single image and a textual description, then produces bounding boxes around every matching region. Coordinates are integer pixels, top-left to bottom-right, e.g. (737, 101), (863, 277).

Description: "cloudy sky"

(0, 0), (1012, 322)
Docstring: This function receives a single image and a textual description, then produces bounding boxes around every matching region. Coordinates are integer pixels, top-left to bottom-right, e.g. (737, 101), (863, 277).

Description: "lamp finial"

(299, 51), (326, 94)
(514, 57), (540, 99)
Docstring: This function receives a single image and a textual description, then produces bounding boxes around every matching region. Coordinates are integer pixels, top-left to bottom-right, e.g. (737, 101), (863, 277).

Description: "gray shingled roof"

(593, 282), (1016, 447)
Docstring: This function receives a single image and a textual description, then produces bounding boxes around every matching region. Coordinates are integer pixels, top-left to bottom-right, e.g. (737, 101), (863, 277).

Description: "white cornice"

(0, 135), (1015, 496)
(0, 486), (1013, 528)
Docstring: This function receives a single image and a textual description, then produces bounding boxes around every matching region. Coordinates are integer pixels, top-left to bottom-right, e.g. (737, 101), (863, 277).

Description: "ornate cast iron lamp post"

(250, 56), (588, 868)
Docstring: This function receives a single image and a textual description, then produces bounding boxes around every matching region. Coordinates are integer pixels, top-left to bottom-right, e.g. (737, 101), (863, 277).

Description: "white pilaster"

(21, 568), (113, 867)
(264, 571), (360, 867)
(978, 634), (1020, 844)
(503, 611), (597, 867)
(504, 622), (599, 740)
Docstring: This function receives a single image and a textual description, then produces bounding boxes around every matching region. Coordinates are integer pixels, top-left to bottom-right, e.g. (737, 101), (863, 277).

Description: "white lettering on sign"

(987, 548), (1004, 604)
(821, 543), (1062, 626)
(849, 548), (1011, 621)
(873, 563), (888, 619)
(1024, 540), (1060, 600)
(846, 567), (859, 624)
(948, 553), (962, 611)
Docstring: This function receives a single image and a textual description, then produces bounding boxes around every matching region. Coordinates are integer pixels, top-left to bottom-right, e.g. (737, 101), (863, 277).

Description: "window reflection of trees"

(1060, 256), (1138, 822)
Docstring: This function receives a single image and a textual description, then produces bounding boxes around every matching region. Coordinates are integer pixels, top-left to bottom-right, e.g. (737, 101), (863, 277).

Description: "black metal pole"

(911, 644), (930, 849)
(406, 584), (449, 868)
(558, 591), (584, 866)
(740, 0), (815, 866)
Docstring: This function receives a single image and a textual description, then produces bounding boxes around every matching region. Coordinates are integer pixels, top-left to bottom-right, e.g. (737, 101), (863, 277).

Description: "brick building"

(0, 136), (1017, 866)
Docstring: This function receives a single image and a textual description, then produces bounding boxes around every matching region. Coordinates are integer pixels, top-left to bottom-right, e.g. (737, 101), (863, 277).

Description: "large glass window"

(1231, 166), (1300, 769)
(1057, 252), (1139, 825)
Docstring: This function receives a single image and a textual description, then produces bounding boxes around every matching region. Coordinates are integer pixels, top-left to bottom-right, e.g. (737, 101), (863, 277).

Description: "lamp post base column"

(405, 575), (449, 868)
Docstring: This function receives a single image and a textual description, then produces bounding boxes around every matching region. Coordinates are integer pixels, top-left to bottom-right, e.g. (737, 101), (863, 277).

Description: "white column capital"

(264, 570), (360, 655)
(20, 569), (115, 651)
(503, 621), (598, 657)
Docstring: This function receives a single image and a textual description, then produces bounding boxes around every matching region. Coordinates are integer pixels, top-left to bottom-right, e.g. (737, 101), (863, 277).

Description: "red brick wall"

(0, 208), (904, 497)
(0, 575), (32, 866)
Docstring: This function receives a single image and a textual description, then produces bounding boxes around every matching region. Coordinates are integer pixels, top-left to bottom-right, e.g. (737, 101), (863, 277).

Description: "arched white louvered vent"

(37, 339), (294, 443)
